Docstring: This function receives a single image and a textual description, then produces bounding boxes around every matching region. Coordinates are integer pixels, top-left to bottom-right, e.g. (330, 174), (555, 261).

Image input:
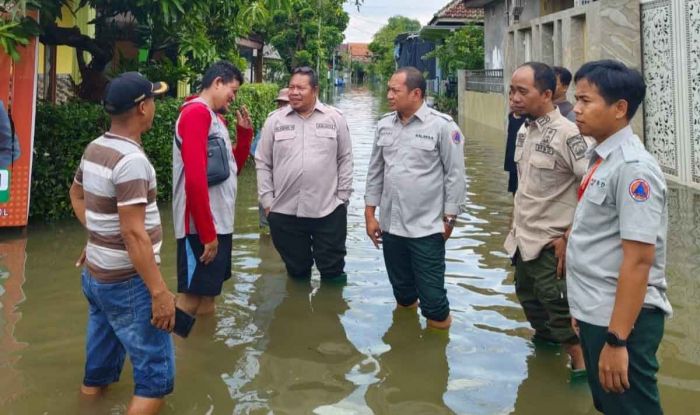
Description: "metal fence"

(464, 69), (504, 93)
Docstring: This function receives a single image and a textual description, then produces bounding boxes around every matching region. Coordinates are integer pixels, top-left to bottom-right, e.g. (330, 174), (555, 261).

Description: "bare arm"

(608, 240), (655, 338)
(119, 204), (175, 331)
(70, 182), (87, 227)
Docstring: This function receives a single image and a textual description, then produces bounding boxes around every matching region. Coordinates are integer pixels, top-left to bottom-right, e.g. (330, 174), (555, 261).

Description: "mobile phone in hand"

(173, 307), (196, 338)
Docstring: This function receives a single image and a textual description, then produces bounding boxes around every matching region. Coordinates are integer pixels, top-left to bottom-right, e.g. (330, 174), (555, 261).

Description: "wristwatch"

(606, 331), (627, 347)
(443, 216), (456, 228)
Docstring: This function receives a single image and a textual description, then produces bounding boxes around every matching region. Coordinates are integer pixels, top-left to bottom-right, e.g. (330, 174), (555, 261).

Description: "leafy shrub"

(30, 83), (279, 222)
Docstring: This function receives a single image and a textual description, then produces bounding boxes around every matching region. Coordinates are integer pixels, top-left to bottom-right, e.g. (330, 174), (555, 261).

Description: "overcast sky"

(342, 0), (452, 43)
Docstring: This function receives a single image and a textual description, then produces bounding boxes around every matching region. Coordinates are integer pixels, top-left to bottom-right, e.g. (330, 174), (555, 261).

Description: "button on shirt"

(364, 103), (466, 238)
(255, 101), (353, 218)
(504, 109), (592, 261)
(566, 126), (672, 327)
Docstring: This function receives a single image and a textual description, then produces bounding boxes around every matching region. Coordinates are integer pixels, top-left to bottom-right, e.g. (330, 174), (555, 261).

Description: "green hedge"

(30, 82), (279, 222)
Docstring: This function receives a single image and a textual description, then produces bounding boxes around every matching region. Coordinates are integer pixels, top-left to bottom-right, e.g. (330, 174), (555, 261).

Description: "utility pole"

(316, 0), (321, 77)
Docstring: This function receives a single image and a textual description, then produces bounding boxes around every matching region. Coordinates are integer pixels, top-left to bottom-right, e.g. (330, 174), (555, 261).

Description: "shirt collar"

(393, 101), (429, 124)
(104, 132), (142, 149)
(285, 99), (326, 117)
(525, 108), (560, 132)
(593, 125), (633, 160)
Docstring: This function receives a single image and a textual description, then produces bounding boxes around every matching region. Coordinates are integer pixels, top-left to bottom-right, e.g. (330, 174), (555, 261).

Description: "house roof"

(427, 0), (484, 26)
(347, 43), (371, 59)
(460, 0), (498, 7)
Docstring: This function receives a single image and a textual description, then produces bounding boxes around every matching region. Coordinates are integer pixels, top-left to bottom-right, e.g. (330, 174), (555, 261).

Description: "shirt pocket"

(514, 146), (523, 162)
(410, 136), (437, 151)
(585, 185), (607, 205)
(527, 153), (560, 197)
(274, 130), (295, 142)
(315, 127), (336, 139)
(377, 133), (396, 147)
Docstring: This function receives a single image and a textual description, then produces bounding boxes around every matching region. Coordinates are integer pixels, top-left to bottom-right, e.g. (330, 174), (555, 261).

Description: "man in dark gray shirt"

(553, 66), (575, 122)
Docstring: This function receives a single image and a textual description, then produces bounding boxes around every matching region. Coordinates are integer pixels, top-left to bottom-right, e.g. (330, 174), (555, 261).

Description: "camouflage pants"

(514, 248), (578, 345)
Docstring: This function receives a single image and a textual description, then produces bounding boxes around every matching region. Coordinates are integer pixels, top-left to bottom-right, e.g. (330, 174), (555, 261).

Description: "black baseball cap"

(103, 72), (168, 114)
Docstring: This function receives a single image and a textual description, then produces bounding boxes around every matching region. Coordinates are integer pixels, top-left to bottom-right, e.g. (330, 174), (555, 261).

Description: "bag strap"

(175, 100), (215, 151)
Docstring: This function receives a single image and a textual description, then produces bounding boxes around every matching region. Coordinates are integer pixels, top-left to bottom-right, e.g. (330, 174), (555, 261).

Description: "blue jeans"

(81, 269), (175, 398)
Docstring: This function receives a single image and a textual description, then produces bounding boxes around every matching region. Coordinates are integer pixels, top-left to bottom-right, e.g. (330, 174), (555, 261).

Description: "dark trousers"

(514, 248), (578, 345)
(578, 308), (665, 415)
(382, 232), (449, 322)
(268, 204), (347, 280)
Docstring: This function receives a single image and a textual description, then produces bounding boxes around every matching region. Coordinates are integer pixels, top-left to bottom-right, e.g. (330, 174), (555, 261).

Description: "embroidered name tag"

(415, 133), (435, 141)
(274, 124), (295, 133)
(535, 143), (554, 155)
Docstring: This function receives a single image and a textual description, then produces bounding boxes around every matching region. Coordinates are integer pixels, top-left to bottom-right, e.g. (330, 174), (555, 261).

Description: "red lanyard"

(578, 158), (603, 201)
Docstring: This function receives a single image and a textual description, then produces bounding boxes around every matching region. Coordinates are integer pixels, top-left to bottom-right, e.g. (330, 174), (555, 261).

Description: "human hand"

(365, 216), (382, 249)
(75, 246), (86, 267)
(264, 207), (270, 218)
(548, 236), (567, 279)
(599, 344), (630, 394)
(236, 105), (253, 130)
(200, 238), (219, 265)
(150, 289), (176, 332)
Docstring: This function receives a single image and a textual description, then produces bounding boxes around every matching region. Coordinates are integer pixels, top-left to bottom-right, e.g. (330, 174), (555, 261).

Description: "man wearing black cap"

(70, 72), (176, 415)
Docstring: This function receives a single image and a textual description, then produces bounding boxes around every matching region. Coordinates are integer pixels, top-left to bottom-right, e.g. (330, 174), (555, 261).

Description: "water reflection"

(366, 308), (452, 414)
(0, 237), (28, 407)
(510, 343), (595, 415)
(254, 278), (362, 413)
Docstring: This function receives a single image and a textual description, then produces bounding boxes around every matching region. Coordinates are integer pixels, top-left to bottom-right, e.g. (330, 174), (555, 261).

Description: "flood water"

(1, 87), (699, 414)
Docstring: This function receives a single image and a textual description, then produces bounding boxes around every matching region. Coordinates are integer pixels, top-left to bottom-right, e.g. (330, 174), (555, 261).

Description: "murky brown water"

(0, 87), (699, 414)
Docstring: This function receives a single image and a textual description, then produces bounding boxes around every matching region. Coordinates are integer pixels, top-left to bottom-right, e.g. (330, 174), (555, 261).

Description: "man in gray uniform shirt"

(255, 67), (353, 281)
(567, 60), (671, 415)
(365, 67), (466, 330)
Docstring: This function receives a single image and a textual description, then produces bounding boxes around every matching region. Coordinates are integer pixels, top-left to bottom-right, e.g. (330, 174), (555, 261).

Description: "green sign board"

(0, 169), (9, 203)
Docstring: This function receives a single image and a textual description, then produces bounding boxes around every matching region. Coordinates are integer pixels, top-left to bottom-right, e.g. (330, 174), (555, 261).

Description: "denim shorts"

(81, 269), (175, 398)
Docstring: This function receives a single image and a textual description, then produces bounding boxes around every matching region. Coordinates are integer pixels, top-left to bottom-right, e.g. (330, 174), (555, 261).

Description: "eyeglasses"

(292, 66), (315, 76)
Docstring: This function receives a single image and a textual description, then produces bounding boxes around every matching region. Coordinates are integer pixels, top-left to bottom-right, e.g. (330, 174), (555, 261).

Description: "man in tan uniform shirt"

(255, 67), (353, 281)
(504, 62), (591, 374)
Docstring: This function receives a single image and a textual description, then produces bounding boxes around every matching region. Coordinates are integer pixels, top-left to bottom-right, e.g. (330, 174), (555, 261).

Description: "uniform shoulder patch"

(566, 135), (588, 161)
(629, 178), (651, 202)
(380, 111), (396, 119)
(450, 129), (462, 144)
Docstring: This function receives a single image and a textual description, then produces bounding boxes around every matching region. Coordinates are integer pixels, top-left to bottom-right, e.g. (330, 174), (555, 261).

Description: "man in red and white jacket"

(173, 61), (253, 315)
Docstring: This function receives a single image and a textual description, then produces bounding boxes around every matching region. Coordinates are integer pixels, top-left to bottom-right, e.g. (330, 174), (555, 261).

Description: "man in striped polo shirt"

(70, 72), (175, 415)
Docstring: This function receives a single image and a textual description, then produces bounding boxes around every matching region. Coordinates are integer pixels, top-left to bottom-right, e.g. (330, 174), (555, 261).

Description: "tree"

(265, 0), (348, 81)
(1, 0), (292, 101)
(2, 0), (362, 100)
(368, 16), (421, 81)
(425, 24), (484, 75)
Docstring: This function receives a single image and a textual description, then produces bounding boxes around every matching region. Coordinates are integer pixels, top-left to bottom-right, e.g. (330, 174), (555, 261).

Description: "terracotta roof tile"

(435, 0), (484, 20)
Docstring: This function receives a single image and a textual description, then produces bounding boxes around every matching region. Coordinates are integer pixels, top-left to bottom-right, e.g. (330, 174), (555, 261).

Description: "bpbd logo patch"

(629, 178), (650, 202)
